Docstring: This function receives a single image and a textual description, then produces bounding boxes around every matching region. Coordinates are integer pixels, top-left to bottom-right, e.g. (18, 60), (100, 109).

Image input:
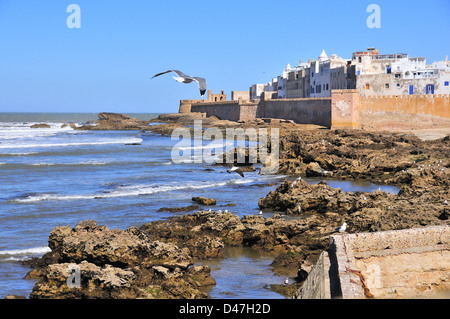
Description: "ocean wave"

(0, 152), (38, 156)
(0, 123), (75, 141)
(0, 138), (143, 149)
(176, 141), (234, 151)
(0, 246), (51, 257)
(12, 178), (256, 203)
(30, 160), (112, 167)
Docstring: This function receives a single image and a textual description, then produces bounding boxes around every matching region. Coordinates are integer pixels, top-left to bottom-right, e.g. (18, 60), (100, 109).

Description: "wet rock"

(27, 220), (216, 299)
(30, 124), (51, 129)
(78, 113), (150, 130)
(192, 197), (216, 206)
(157, 205), (199, 213)
(98, 113), (132, 121)
(30, 261), (137, 299)
(305, 162), (331, 177)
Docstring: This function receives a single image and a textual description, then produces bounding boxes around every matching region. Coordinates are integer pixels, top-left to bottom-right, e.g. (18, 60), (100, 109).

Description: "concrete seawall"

(295, 225), (450, 299)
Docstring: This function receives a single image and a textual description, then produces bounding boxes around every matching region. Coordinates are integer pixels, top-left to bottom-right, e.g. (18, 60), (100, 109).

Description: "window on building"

(445, 81), (449, 86)
(386, 67), (392, 74)
(358, 57), (362, 63)
(396, 83), (401, 88)
(365, 83), (370, 90)
(326, 84), (329, 90)
(395, 74), (401, 79)
(385, 83), (389, 89)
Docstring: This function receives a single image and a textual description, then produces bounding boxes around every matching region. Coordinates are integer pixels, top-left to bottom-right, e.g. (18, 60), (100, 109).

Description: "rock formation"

(27, 220), (214, 299)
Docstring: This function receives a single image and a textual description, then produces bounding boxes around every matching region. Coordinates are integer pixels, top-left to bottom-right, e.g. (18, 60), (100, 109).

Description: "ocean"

(0, 113), (400, 299)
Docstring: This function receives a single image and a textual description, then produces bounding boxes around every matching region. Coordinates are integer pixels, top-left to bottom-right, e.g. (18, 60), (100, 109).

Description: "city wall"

(259, 95), (332, 128)
(332, 90), (450, 130)
(180, 90), (450, 131)
(181, 93), (332, 128)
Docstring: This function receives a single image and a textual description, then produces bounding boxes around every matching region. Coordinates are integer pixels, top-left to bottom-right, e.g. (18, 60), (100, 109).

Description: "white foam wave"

(0, 246), (51, 256)
(30, 160), (112, 166)
(0, 123), (74, 141)
(0, 152), (38, 156)
(13, 178), (256, 203)
(175, 141), (234, 151)
(0, 138), (143, 149)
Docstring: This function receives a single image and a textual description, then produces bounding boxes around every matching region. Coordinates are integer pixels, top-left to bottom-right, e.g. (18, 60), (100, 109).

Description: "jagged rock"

(27, 220), (214, 299)
(30, 124), (50, 129)
(157, 205), (199, 213)
(98, 113), (132, 121)
(30, 261), (137, 299)
(192, 197), (216, 206)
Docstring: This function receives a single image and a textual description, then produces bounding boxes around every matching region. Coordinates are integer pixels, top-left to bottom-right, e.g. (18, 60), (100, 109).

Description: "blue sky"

(0, 0), (449, 113)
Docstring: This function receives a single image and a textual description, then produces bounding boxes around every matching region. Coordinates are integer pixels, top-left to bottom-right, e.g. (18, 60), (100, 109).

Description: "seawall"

(295, 226), (450, 299)
(180, 90), (450, 131)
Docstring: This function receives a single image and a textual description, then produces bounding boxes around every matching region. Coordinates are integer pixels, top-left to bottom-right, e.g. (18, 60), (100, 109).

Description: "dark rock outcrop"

(27, 220), (214, 299)
(30, 124), (51, 129)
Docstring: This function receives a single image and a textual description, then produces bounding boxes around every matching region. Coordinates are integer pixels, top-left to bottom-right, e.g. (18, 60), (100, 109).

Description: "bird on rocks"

(334, 222), (347, 233)
(259, 210), (263, 215)
(151, 69), (207, 96)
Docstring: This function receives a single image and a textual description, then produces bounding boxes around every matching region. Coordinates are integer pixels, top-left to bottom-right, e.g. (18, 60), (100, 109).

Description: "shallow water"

(197, 247), (288, 299)
(0, 113), (399, 298)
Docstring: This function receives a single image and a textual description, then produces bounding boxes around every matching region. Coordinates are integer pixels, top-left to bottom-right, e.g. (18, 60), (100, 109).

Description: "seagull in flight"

(151, 69), (207, 96)
(227, 165), (245, 178)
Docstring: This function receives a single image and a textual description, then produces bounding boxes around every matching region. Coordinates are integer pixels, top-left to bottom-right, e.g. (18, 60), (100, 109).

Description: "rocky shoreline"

(16, 112), (450, 299)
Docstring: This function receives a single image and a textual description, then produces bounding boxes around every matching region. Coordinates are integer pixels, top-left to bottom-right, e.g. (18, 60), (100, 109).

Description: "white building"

(309, 50), (350, 98)
(351, 49), (450, 96)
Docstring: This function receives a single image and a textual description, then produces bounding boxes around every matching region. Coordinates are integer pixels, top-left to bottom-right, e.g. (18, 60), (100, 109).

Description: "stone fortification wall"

(259, 95), (332, 128)
(181, 90), (450, 131)
(332, 90), (450, 130)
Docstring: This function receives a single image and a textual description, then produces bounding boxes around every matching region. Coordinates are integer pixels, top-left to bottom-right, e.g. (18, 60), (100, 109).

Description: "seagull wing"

(236, 169), (244, 178)
(191, 77), (207, 96)
(152, 69), (190, 79)
(151, 70), (173, 79)
(151, 70), (207, 96)
(171, 70), (190, 78)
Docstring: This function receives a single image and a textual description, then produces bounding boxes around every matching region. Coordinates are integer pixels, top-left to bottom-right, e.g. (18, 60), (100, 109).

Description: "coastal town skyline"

(0, 0), (449, 113)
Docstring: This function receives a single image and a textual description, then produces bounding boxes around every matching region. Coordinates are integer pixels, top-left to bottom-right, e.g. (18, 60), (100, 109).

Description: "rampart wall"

(181, 90), (450, 131)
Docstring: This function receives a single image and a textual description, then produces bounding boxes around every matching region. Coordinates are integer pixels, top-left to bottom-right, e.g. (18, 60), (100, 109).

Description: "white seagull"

(151, 69), (207, 96)
(334, 222), (347, 233)
(227, 165), (245, 178)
